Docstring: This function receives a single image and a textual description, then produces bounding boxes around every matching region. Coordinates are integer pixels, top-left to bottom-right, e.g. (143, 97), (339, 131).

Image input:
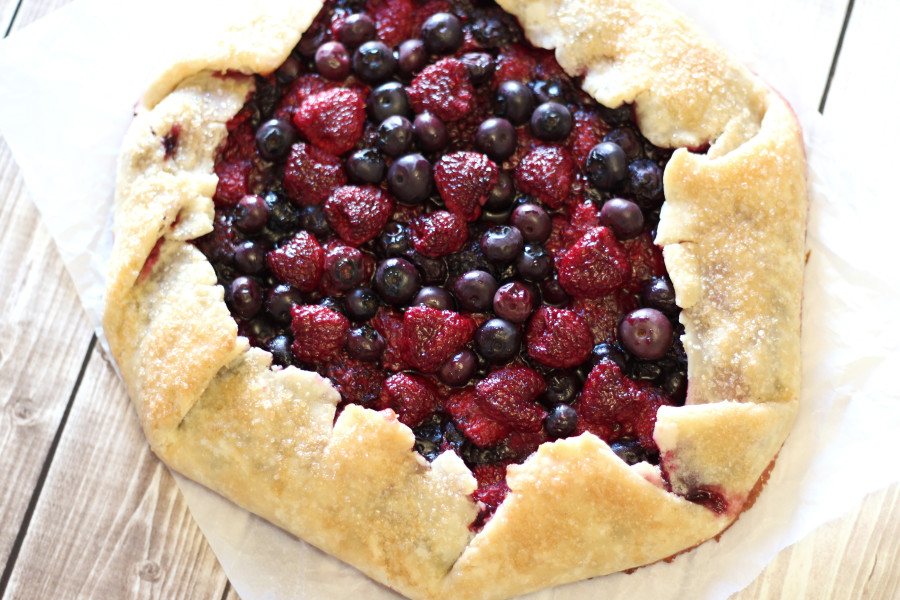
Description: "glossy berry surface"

(198, 0), (692, 529)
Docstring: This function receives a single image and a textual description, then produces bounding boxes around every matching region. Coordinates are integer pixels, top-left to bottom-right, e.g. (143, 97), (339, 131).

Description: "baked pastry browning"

(103, 1), (807, 599)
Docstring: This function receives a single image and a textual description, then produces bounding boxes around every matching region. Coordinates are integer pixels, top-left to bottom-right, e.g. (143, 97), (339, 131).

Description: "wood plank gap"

(818, 0), (856, 114)
(220, 580), (233, 600)
(1, 0), (21, 37)
(0, 333), (97, 600)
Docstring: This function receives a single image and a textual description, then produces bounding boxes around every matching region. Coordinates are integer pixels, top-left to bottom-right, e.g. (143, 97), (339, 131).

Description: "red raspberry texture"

(282, 142), (347, 207)
(434, 151), (499, 222)
(291, 304), (350, 363)
(409, 211), (468, 257)
(266, 231), (324, 292)
(324, 185), (395, 246)
(475, 367), (547, 432)
(293, 88), (366, 156)
(401, 306), (476, 373)
(556, 226), (631, 298)
(407, 59), (475, 122)
(525, 306), (593, 368)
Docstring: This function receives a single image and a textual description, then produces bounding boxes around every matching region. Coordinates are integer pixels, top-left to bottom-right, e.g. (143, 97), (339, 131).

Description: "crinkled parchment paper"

(1, 1), (899, 599)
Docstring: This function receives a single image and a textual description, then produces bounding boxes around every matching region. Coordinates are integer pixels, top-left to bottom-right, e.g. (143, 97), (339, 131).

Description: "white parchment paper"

(1, 1), (899, 599)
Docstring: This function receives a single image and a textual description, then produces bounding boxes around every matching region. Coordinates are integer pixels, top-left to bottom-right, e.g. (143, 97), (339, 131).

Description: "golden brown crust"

(102, 0), (808, 599)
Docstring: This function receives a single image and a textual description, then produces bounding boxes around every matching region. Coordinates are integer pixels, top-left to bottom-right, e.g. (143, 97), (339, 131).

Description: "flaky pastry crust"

(102, 1), (808, 599)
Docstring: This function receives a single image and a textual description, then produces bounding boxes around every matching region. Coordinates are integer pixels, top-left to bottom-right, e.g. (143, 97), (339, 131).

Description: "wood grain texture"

(0, 137), (94, 569)
(2, 347), (230, 600)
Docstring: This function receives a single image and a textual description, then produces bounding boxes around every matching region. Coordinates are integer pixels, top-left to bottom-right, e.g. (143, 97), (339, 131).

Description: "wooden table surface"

(1, 0), (898, 598)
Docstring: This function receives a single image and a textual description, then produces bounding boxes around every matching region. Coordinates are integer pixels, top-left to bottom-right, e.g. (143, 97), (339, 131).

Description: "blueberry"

(604, 127), (642, 160)
(413, 286), (455, 310)
(492, 281), (534, 323)
(265, 284), (304, 324)
(510, 203), (550, 242)
(589, 343), (628, 372)
(325, 248), (366, 292)
(266, 334), (293, 366)
(514, 243), (553, 281)
(319, 295), (345, 315)
(234, 240), (267, 275)
(609, 436), (651, 465)
(600, 198), (644, 240)
(345, 287), (380, 321)
(413, 113), (448, 152)
(346, 148), (386, 184)
(544, 404), (578, 438)
(353, 40), (396, 83)
(405, 250), (448, 285)
(481, 225), (524, 264)
(298, 204), (331, 239)
(315, 41), (351, 80)
(234, 194), (269, 233)
(421, 12), (463, 54)
(367, 82), (410, 122)
(586, 142), (628, 190)
(532, 79), (570, 105)
(387, 154), (433, 205)
(530, 102), (572, 142)
(539, 274), (570, 306)
(345, 325), (385, 362)
(377, 221), (411, 257)
(598, 102), (633, 126)
(661, 369), (687, 404)
(626, 158), (664, 207)
(374, 257), (421, 304)
(484, 171), (515, 212)
(338, 13), (376, 48)
(255, 119), (296, 161)
(475, 318), (521, 364)
(629, 359), (663, 382)
(397, 39), (427, 78)
(437, 349), (477, 387)
(376, 115), (414, 157)
(460, 52), (495, 85)
(541, 370), (579, 405)
(641, 276), (678, 316)
(229, 276), (262, 319)
(265, 192), (301, 232)
(452, 270), (498, 312)
(474, 117), (517, 163)
(495, 81), (534, 126)
(618, 308), (673, 360)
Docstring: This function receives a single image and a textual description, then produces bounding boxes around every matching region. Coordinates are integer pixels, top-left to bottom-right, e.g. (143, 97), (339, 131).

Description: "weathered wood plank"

(3, 346), (230, 599)
(0, 137), (95, 572)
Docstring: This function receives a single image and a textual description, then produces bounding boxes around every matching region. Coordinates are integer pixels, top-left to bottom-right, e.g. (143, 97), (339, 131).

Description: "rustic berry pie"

(102, 0), (808, 598)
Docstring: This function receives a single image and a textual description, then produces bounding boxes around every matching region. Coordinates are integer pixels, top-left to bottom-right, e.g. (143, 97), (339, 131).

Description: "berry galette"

(102, 0), (807, 598)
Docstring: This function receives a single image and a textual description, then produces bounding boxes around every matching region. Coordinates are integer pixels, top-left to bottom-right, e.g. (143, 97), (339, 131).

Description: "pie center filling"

(192, 0), (701, 528)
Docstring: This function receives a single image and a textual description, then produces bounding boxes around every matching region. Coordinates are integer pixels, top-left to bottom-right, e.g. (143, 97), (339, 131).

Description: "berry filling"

(193, 0), (697, 528)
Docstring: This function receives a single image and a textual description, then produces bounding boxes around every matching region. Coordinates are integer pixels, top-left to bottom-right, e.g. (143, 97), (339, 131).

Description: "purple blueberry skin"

(492, 281), (534, 323)
(345, 325), (385, 362)
(387, 154), (433, 205)
(475, 117), (517, 163)
(617, 307), (673, 360)
(234, 194), (270, 233)
(600, 197), (644, 240)
(338, 13), (376, 48)
(480, 225), (524, 264)
(413, 113), (449, 152)
(438, 349), (477, 386)
(255, 119), (296, 161)
(413, 286), (455, 311)
(475, 318), (521, 364)
(315, 41), (351, 80)
(585, 141), (628, 190)
(510, 203), (550, 242)
(452, 270), (499, 312)
(374, 258), (421, 305)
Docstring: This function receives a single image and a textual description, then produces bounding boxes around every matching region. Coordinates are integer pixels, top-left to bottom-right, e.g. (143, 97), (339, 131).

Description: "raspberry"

(366, 0), (415, 48)
(282, 142), (347, 207)
(291, 304), (350, 363)
(475, 367), (547, 432)
(324, 185), (394, 246)
(274, 74), (339, 121)
(401, 306), (476, 373)
(376, 372), (440, 427)
(434, 151), (499, 222)
(293, 88), (366, 156)
(472, 480), (509, 528)
(525, 306), (593, 368)
(445, 389), (511, 448)
(576, 361), (671, 449)
(491, 44), (536, 88)
(411, 0), (452, 32)
(369, 307), (409, 371)
(408, 210), (468, 257)
(556, 226), (631, 298)
(266, 231), (324, 292)
(407, 58), (475, 122)
(622, 230), (666, 294)
(325, 356), (385, 408)
(514, 145), (576, 209)
(567, 107), (611, 166)
(505, 429), (549, 460)
(545, 200), (601, 255)
(471, 462), (511, 488)
(570, 291), (638, 345)
(213, 160), (251, 206)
